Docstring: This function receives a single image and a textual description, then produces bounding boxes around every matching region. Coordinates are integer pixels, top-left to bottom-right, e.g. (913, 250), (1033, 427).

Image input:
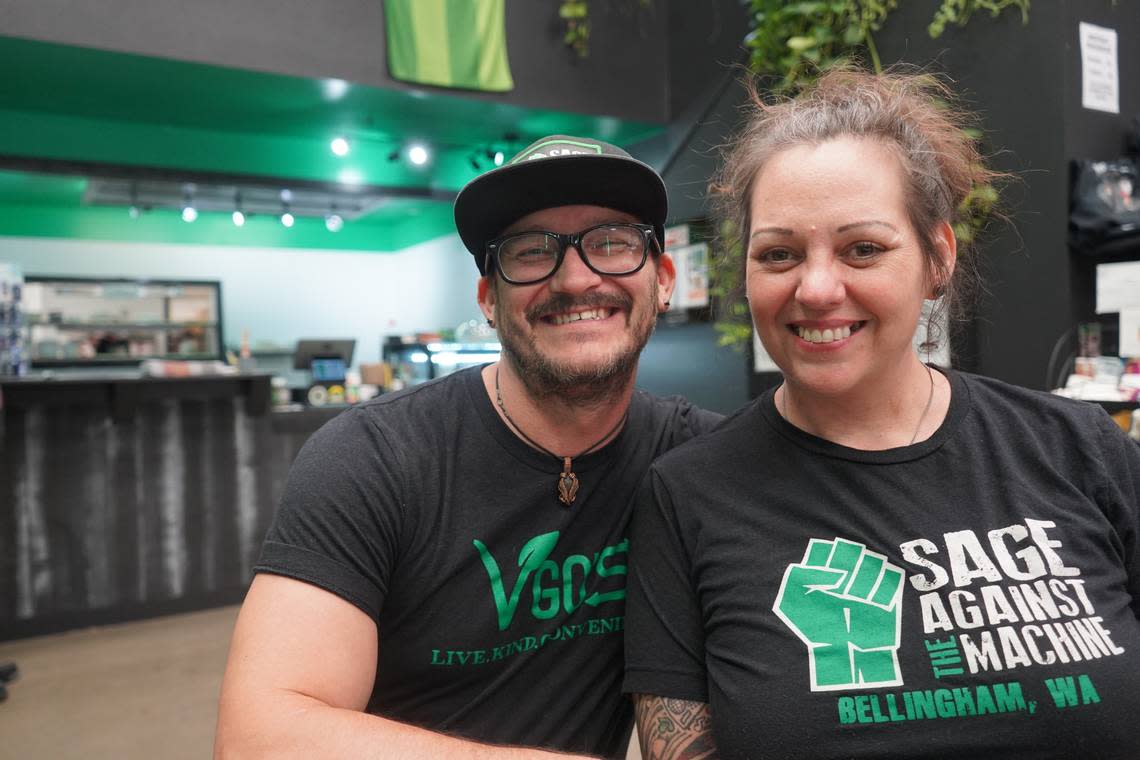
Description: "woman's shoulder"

(953, 369), (1114, 440)
(957, 370), (1104, 417)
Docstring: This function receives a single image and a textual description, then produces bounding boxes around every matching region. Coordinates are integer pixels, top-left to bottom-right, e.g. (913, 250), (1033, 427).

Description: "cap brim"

(454, 154), (667, 274)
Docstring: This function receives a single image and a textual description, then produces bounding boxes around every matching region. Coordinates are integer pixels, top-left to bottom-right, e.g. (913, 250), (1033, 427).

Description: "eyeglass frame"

(483, 222), (661, 285)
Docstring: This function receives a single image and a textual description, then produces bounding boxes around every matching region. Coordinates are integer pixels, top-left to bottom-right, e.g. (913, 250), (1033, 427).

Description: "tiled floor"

(0, 606), (641, 759)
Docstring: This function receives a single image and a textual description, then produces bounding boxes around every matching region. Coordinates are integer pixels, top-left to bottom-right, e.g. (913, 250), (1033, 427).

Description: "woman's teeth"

(795, 323), (861, 343)
(551, 308), (612, 326)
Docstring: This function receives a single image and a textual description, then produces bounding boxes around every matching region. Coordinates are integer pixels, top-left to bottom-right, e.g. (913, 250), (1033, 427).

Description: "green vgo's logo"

(473, 531), (628, 631)
(773, 537), (905, 692)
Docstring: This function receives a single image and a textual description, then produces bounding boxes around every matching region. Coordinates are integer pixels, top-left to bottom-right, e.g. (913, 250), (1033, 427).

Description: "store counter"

(0, 372), (319, 640)
(0, 371), (271, 417)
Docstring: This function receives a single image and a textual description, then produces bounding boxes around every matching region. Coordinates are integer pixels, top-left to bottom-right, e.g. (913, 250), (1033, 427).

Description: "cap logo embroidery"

(511, 139), (604, 164)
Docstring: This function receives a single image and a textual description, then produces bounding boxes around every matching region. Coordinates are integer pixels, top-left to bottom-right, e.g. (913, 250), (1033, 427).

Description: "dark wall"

(638, 321), (749, 415)
(1061, 3), (1140, 326)
(873, 0), (1139, 389)
(1, 0), (672, 122)
(665, 1), (750, 119)
(636, 0), (750, 222)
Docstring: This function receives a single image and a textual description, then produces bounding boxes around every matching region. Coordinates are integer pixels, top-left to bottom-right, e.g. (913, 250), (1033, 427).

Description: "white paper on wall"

(1119, 307), (1140, 358)
(1079, 22), (1119, 114)
(1096, 260), (1140, 314)
(667, 242), (709, 310)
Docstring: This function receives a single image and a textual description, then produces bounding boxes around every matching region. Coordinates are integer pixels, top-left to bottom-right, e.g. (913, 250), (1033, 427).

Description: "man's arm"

(214, 574), (591, 760)
(632, 695), (718, 760)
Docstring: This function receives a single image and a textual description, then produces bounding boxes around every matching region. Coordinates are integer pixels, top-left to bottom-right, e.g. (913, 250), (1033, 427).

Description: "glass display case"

(383, 336), (501, 387)
(22, 277), (223, 367)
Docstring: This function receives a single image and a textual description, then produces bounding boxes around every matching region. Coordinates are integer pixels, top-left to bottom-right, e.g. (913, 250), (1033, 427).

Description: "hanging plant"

(929, 0), (1030, 38)
(560, 1), (590, 57)
(713, 0), (1029, 348)
(558, 0), (655, 58)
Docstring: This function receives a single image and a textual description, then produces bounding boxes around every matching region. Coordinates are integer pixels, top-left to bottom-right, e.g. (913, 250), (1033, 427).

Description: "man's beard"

(495, 283), (659, 405)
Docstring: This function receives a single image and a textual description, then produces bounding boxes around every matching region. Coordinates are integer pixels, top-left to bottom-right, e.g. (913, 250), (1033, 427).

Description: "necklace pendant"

(557, 457), (579, 506)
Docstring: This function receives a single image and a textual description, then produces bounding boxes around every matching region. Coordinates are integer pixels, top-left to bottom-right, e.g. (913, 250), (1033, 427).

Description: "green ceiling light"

(232, 191), (245, 227)
(331, 136), (350, 157)
(408, 144), (429, 166)
(181, 192), (198, 222)
(321, 78), (350, 101)
(338, 168), (363, 186)
(279, 191), (294, 227)
(128, 182), (141, 218)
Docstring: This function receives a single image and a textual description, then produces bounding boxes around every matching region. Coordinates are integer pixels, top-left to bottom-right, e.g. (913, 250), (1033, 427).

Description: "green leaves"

(786, 36), (817, 52)
(559, 1), (590, 57)
(744, 0), (897, 92)
(558, 0), (587, 19)
(929, 0), (1030, 39)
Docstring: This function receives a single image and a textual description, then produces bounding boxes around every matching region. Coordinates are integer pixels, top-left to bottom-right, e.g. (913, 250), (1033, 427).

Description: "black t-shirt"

(256, 365), (721, 758)
(624, 369), (1140, 759)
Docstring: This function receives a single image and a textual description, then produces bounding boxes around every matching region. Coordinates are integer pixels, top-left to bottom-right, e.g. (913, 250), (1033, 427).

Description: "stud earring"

(932, 282), (947, 299)
(487, 317), (496, 328)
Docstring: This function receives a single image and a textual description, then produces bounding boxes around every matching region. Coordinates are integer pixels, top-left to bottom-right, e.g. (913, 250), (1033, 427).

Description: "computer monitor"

(293, 338), (356, 377)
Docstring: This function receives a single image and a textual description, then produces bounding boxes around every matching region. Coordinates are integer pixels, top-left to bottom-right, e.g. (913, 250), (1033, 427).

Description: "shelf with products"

(22, 276), (224, 367)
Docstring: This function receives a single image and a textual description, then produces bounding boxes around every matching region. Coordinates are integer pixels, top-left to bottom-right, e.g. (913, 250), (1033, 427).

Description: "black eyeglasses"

(484, 222), (658, 285)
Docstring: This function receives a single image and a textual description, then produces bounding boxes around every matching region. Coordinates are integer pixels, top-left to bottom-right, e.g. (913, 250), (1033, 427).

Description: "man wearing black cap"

(216, 136), (720, 759)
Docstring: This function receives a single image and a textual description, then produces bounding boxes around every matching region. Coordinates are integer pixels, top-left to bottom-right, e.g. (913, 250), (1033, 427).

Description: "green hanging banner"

(385, 0), (514, 92)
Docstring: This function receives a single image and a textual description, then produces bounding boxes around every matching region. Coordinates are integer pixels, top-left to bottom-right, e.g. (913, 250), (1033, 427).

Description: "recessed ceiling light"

(494, 151), (505, 166)
(281, 212), (295, 228)
(232, 210), (246, 227)
(321, 78), (350, 101)
(408, 144), (429, 166)
(331, 137), (350, 157)
(325, 213), (344, 232)
(181, 205), (198, 223)
(338, 168), (363, 186)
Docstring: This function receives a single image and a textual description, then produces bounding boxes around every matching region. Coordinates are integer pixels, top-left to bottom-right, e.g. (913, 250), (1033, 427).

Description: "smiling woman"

(623, 66), (1140, 760)
(744, 135), (950, 435)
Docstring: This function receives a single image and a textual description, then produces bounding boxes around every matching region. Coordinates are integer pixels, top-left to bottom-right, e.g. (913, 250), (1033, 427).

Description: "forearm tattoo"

(634, 695), (719, 760)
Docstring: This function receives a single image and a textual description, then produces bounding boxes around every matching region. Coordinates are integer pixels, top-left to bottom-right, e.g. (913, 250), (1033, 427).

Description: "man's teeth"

(795, 324), (856, 343)
(551, 308), (612, 326)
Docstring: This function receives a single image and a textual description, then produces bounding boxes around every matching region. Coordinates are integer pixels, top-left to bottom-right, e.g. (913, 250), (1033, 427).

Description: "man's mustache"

(526, 292), (633, 322)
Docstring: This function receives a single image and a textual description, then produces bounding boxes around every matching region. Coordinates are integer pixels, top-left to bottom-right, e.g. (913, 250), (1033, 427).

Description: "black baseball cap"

(453, 134), (668, 275)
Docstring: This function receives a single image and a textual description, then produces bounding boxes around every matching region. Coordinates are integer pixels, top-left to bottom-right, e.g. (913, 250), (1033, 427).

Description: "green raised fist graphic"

(773, 537), (905, 691)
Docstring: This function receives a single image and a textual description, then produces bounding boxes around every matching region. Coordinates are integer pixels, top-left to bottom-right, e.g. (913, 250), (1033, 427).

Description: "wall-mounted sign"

(1079, 22), (1119, 114)
(668, 242), (709, 310)
(1096, 260), (1140, 314)
(1120, 307), (1140, 359)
